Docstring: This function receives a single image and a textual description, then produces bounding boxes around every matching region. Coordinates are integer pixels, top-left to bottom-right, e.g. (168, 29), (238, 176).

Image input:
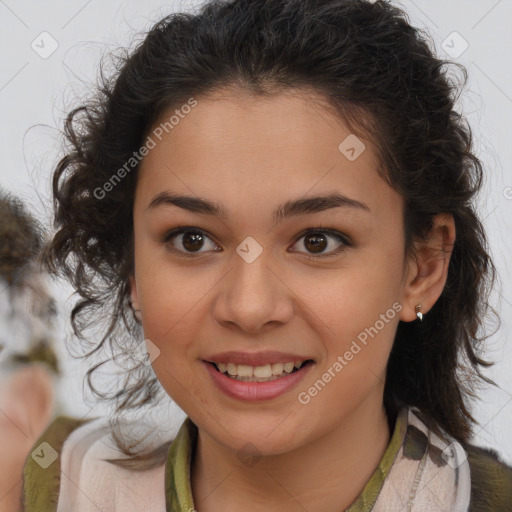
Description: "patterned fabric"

(359, 408), (472, 511)
(164, 407), (472, 511)
(21, 406), (512, 511)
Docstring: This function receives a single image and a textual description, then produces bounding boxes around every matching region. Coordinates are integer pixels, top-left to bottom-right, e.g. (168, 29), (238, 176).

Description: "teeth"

(214, 360), (306, 381)
(271, 363), (284, 375)
(253, 364), (272, 378)
(283, 362), (294, 373)
(237, 365), (253, 377)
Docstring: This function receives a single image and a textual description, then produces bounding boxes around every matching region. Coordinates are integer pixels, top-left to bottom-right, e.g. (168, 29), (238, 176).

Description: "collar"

(164, 407), (409, 512)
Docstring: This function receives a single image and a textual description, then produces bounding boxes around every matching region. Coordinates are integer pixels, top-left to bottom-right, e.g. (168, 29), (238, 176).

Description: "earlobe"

(129, 275), (142, 322)
(399, 214), (456, 322)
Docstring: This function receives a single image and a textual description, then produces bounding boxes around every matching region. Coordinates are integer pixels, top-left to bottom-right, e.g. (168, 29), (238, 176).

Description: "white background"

(0, 0), (511, 463)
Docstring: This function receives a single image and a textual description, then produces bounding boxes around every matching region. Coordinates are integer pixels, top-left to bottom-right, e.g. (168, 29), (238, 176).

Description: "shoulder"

(21, 414), (169, 512)
(464, 442), (512, 511)
(21, 414), (97, 512)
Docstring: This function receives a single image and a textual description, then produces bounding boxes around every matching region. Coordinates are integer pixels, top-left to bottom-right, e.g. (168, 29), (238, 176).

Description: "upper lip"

(204, 351), (313, 366)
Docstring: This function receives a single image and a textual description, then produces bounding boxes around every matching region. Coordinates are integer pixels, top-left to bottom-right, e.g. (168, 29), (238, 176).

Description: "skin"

(0, 364), (54, 512)
(130, 87), (455, 512)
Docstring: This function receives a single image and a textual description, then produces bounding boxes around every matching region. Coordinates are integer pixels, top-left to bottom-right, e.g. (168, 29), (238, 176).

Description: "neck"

(190, 394), (393, 512)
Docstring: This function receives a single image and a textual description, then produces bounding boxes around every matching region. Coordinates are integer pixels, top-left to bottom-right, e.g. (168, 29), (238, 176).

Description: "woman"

(22, 0), (512, 510)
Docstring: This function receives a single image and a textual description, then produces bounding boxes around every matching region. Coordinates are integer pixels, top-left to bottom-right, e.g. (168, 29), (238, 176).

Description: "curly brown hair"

(44, 0), (498, 467)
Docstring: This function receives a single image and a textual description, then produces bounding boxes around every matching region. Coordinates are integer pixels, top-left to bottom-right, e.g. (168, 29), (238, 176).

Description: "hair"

(44, 0), (498, 469)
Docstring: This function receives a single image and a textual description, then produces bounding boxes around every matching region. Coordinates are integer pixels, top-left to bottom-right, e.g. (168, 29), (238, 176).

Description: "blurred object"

(0, 364), (55, 512)
(0, 192), (59, 375)
(0, 192), (59, 512)
(0, 192), (41, 288)
(9, 341), (60, 376)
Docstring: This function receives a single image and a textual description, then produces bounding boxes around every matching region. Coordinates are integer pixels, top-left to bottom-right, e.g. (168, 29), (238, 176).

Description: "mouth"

(207, 360), (314, 383)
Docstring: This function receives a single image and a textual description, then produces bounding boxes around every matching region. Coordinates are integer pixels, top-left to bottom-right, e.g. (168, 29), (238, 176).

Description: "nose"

(212, 246), (294, 335)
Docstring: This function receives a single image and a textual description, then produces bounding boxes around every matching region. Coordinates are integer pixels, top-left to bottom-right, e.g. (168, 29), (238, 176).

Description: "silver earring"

(415, 304), (423, 322)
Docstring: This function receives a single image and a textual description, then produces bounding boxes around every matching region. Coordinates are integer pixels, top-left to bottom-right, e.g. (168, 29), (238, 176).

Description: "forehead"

(145, 87), (370, 169)
(136, 87), (400, 222)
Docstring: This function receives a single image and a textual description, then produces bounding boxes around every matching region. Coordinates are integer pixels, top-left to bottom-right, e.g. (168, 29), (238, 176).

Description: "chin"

(203, 411), (309, 456)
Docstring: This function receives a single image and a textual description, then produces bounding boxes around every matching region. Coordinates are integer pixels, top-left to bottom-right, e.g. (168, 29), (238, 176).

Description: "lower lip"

(204, 361), (313, 401)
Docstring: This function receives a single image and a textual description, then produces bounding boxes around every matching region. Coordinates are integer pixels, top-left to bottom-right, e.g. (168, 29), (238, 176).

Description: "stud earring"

(415, 304), (423, 322)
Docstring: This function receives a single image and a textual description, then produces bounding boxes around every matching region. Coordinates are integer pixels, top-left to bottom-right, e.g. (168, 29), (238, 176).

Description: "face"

(130, 87), (410, 455)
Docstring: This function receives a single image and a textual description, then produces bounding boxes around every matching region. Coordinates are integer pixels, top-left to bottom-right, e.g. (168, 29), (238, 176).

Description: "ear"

(399, 213), (456, 322)
(129, 274), (142, 322)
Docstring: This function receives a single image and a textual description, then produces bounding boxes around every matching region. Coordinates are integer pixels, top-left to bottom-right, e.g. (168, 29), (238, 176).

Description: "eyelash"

(162, 226), (352, 259)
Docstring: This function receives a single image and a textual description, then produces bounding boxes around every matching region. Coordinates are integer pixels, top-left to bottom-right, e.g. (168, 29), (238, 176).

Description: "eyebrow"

(147, 191), (370, 224)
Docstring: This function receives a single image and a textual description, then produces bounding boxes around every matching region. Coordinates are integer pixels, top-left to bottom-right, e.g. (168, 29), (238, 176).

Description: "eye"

(163, 227), (220, 257)
(290, 228), (352, 259)
(162, 226), (352, 259)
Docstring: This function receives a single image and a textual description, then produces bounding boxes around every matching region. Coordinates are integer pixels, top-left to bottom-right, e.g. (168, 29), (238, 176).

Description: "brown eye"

(181, 231), (205, 252)
(291, 229), (351, 258)
(303, 233), (329, 254)
(163, 227), (220, 256)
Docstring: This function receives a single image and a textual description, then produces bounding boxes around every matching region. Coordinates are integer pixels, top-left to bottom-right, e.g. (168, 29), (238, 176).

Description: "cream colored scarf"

(31, 406), (471, 511)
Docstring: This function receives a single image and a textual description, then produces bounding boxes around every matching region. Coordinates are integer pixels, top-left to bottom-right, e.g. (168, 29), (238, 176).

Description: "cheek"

(290, 255), (403, 342)
(134, 259), (212, 377)
(134, 245), (210, 339)
(146, 311), (205, 409)
(288, 245), (403, 388)
(296, 295), (400, 430)
(139, 289), (204, 372)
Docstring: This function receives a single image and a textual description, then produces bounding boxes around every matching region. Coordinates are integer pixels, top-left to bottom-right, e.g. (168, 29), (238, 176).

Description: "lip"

(204, 350), (312, 366)
(203, 359), (314, 402)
